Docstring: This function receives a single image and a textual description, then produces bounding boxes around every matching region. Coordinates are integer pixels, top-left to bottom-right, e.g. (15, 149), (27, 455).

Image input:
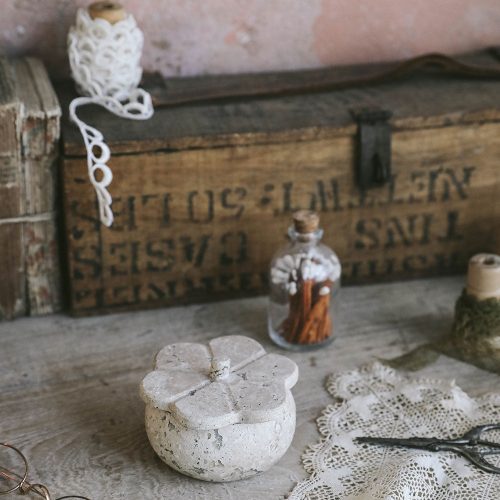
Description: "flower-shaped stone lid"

(140, 335), (299, 430)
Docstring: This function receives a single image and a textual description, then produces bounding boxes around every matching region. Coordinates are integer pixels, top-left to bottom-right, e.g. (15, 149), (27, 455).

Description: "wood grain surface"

(59, 52), (500, 155)
(1, 277), (499, 499)
(63, 123), (500, 315)
(60, 53), (500, 315)
(0, 57), (61, 319)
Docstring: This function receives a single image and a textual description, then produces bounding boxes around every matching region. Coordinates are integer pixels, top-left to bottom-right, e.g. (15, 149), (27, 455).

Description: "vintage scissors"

(356, 424), (500, 474)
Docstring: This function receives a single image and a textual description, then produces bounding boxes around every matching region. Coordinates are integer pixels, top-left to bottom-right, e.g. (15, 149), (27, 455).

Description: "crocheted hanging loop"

(68, 6), (154, 227)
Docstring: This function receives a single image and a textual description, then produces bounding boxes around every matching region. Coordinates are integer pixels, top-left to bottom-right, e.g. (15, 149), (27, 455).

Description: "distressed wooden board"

(0, 216), (61, 319)
(59, 52), (500, 156)
(0, 223), (24, 319)
(22, 58), (61, 157)
(0, 58), (22, 219)
(1, 277), (499, 499)
(63, 121), (500, 315)
(24, 218), (61, 315)
(21, 154), (58, 215)
(12, 57), (60, 213)
(0, 57), (61, 319)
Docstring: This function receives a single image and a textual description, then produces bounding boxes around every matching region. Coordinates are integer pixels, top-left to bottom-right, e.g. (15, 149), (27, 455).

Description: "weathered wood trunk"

(0, 58), (61, 319)
(59, 52), (500, 316)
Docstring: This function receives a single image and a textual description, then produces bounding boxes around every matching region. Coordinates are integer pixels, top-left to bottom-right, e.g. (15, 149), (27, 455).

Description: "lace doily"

(289, 362), (500, 499)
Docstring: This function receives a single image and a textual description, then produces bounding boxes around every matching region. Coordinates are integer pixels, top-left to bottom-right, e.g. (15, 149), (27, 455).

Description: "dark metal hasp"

(351, 106), (393, 190)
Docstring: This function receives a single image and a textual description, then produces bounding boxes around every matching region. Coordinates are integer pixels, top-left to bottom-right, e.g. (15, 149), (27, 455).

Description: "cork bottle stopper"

(89, 1), (126, 24)
(466, 253), (500, 301)
(293, 210), (320, 234)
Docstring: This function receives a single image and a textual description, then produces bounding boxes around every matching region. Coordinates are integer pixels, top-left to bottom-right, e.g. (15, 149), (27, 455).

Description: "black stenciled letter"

(188, 190), (214, 223)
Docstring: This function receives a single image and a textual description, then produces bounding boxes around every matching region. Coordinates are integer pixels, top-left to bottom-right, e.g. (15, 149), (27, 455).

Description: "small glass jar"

(268, 210), (341, 351)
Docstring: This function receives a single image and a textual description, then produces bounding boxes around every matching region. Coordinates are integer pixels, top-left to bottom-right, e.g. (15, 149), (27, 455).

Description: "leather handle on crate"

(152, 49), (500, 108)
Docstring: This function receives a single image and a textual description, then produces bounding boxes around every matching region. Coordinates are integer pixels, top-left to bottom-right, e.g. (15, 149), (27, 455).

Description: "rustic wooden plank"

(0, 58), (25, 319)
(147, 51), (500, 107)
(0, 58), (22, 218)
(0, 223), (24, 319)
(59, 52), (500, 156)
(18, 58), (61, 316)
(12, 58), (60, 215)
(21, 154), (58, 215)
(25, 57), (61, 156)
(24, 217), (61, 315)
(0, 58), (21, 157)
(0, 57), (61, 319)
(1, 277), (499, 499)
(12, 58), (46, 160)
(63, 121), (500, 315)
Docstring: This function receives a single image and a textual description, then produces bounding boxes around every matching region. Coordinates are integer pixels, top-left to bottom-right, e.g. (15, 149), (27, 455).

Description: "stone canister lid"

(140, 335), (299, 430)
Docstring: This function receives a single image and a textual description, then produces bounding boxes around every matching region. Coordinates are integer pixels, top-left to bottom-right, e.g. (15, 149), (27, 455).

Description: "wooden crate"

(0, 58), (61, 319)
(59, 54), (500, 316)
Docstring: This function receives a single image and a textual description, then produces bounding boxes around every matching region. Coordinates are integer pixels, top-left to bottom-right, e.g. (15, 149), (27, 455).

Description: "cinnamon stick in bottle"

(269, 210), (341, 350)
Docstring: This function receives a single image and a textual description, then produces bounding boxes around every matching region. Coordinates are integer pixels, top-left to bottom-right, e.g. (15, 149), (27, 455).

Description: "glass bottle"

(268, 210), (341, 350)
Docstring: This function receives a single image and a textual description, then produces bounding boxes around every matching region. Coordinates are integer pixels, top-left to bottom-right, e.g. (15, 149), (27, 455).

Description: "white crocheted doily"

(289, 362), (500, 499)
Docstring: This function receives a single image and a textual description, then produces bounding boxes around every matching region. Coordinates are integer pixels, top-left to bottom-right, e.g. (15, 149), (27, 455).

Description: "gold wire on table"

(0, 443), (91, 500)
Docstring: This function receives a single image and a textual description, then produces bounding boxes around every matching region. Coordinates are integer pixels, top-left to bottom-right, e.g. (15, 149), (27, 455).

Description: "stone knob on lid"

(89, 1), (126, 24)
(466, 253), (500, 301)
(209, 357), (231, 381)
(293, 210), (320, 234)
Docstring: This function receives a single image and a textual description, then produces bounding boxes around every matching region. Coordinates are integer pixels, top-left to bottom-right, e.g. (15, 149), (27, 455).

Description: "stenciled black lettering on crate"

(60, 58), (500, 315)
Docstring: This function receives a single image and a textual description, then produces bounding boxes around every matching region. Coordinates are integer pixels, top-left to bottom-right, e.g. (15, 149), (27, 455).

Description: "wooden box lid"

(59, 50), (500, 157)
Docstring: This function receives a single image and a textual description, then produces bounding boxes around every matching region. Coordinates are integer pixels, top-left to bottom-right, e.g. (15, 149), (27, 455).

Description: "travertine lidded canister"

(140, 335), (298, 482)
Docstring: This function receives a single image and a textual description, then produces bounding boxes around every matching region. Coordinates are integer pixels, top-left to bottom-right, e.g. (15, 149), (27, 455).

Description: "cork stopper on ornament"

(466, 253), (500, 301)
(293, 210), (320, 234)
(88, 1), (126, 24)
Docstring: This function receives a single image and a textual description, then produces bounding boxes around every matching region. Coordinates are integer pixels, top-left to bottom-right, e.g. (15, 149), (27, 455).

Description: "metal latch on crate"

(351, 107), (393, 190)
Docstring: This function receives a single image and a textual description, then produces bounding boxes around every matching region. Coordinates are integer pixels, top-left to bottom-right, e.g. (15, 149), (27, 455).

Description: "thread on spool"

(68, 4), (153, 226)
(466, 253), (500, 301)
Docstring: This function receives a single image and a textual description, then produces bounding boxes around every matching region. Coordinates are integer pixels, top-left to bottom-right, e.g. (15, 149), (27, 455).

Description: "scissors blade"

(464, 453), (500, 474)
(357, 436), (500, 474)
(356, 436), (438, 450)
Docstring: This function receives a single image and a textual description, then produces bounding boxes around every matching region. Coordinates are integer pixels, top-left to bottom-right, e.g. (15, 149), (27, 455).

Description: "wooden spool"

(466, 253), (500, 301)
(88, 1), (126, 24)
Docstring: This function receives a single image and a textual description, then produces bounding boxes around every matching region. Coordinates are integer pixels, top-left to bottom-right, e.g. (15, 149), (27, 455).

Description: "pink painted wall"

(2, 0), (500, 78)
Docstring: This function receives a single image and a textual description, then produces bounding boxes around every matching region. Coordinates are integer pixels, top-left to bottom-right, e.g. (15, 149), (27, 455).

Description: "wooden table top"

(1, 276), (499, 499)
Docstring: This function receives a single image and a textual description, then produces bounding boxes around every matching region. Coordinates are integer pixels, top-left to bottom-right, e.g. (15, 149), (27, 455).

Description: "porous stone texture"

(140, 335), (299, 482)
(145, 392), (296, 482)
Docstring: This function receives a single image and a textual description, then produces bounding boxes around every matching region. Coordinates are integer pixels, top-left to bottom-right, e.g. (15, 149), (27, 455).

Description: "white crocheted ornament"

(68, 8), (153, 227)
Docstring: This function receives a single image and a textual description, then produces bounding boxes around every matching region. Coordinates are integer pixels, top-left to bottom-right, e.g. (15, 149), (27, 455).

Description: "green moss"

(442, 289), (500, 373)
(451, 290), (500, 341)
(379, 345), (439, 371)
(382, 290), (500, 374)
